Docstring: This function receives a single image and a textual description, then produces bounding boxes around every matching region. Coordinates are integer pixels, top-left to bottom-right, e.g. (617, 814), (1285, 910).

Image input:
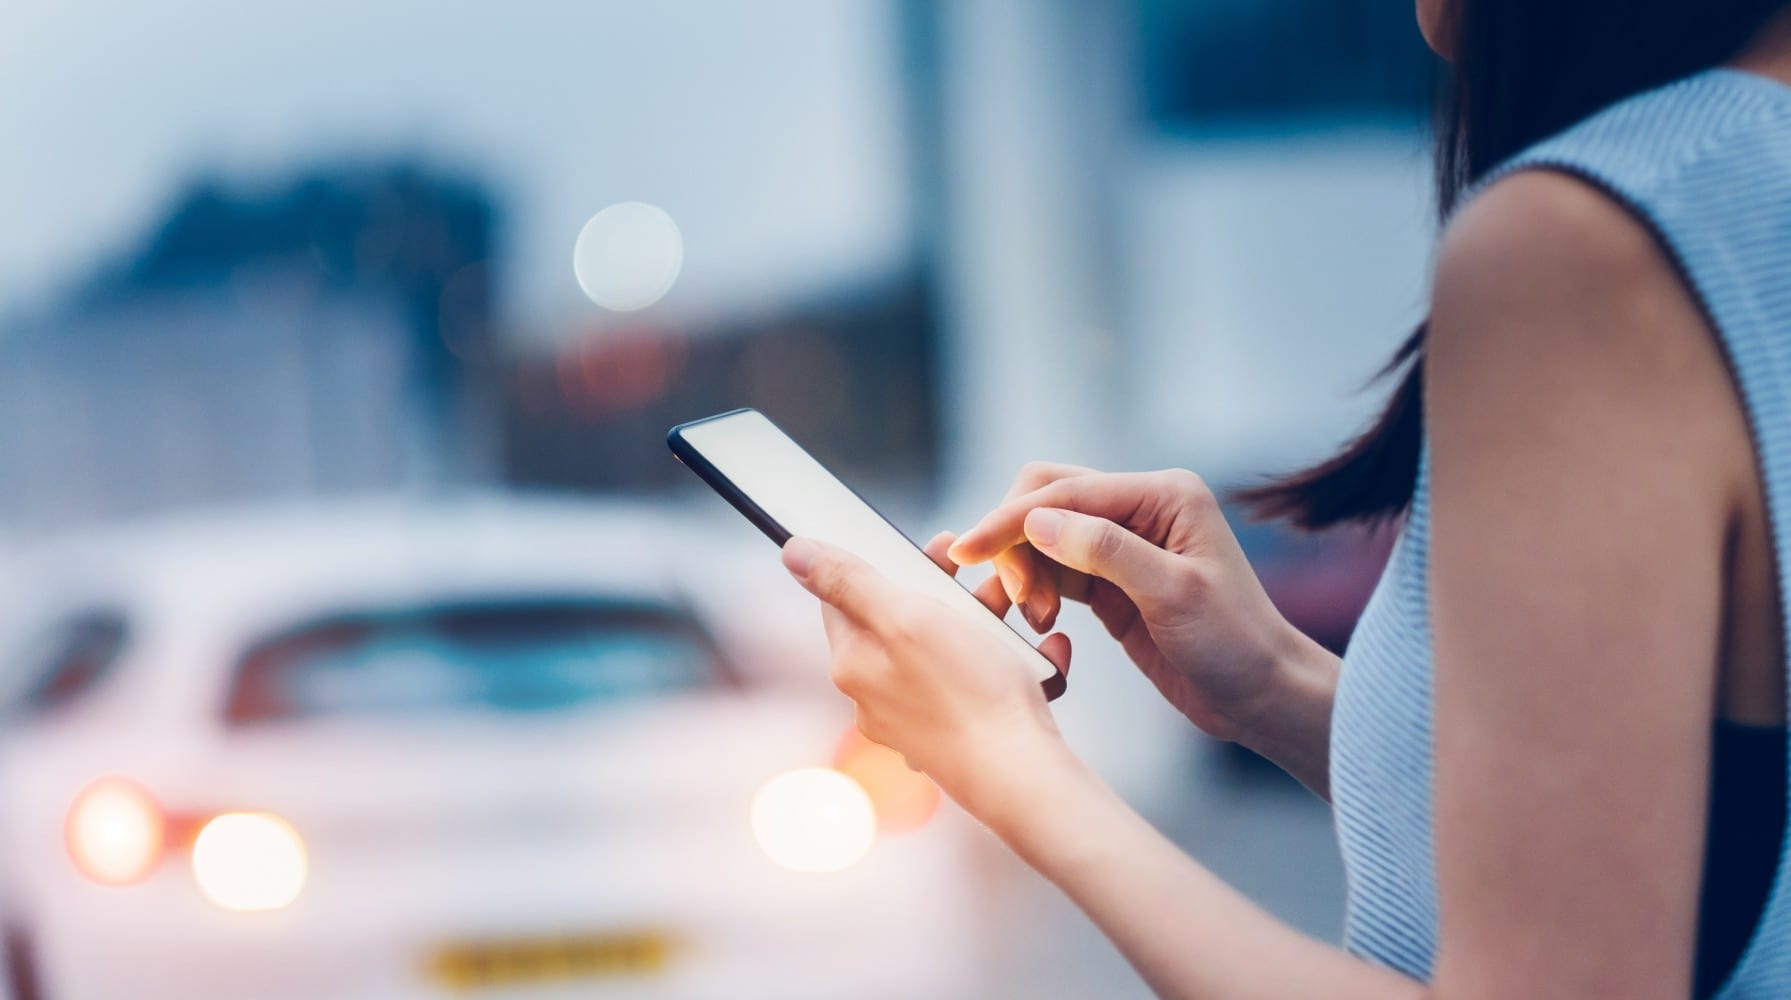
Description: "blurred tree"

(0, 162), (503, 529)
(80, 163), (501, 482)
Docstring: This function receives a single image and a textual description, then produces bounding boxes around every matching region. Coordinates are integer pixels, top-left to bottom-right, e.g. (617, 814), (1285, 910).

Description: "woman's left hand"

(780, 531), (1073, 800)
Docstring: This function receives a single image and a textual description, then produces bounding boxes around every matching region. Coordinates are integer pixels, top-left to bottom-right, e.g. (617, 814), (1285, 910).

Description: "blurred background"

(0, 1), (1438, 997)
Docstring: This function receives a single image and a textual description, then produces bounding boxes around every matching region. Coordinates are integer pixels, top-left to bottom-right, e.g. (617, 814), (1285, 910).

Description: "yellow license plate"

(426, 931), (674, 991)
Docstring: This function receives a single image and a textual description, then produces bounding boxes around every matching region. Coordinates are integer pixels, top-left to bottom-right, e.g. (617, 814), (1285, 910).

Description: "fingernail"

(783, 538), (820, 580)
(1027, 593), (1054, 631)
(1026, 508), (1066, 547)
(996, 561), (1027, 604)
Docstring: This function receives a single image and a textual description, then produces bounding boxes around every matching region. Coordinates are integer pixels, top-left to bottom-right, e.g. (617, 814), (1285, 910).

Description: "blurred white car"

(0, 498), (988, 1000)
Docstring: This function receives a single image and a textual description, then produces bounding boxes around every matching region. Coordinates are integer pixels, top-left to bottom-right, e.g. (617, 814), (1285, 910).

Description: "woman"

(781, 0), (1791, 997)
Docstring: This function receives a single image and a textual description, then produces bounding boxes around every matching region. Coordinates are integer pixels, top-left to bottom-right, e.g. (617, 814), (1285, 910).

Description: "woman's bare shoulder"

(1433, 168), (1681, 344)
(1431, 166), (1729, 410)
(1427, 165), (1748, 518)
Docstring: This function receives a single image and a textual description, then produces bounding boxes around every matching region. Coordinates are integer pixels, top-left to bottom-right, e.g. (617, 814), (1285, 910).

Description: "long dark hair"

(1239, 0), (1790, 530)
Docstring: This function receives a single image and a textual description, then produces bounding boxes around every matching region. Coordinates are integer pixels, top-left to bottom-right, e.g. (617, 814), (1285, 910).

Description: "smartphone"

(667, 408), (1067, 700)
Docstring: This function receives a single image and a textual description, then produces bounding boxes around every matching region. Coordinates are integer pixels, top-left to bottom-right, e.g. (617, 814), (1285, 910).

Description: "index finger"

(949, 472), (1164, 564)
(990, 463), (1095, 623)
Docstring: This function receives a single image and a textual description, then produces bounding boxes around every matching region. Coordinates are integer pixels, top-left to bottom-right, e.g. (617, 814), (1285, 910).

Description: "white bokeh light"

(573, 201), (684, 312)
(191, 812), (308, 912)
(750, 768), (875, 874)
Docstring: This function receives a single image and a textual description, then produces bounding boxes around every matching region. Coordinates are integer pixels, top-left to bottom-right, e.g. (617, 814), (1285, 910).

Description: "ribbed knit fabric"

(1331, 68), (1791, 997)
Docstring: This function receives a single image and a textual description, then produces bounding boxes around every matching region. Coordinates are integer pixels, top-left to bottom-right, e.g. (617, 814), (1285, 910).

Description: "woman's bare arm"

(1425, 170), (1750, 997)
(783, 167), (1742, 998)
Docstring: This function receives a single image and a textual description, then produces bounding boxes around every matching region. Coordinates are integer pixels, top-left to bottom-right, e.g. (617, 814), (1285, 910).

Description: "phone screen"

(669, 408), (1065, 698)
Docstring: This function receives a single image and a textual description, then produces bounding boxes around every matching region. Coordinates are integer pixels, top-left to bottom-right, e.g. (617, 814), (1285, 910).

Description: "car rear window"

(7, 611), (130, 717)
(227, 600), (725, 725)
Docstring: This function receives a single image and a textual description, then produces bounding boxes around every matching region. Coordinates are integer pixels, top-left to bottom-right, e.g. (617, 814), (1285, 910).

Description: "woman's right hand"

(948, 464), (1331, 747)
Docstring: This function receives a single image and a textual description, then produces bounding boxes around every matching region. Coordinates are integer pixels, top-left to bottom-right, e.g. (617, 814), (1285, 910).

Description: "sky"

(0, 0), (913, 341)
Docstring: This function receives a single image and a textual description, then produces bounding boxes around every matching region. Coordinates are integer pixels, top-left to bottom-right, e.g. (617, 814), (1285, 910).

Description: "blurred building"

(0, 164), (500, 529)
(1125, 0), (1439, 484)
(501, 273), (940, 494)
(1138, 0), (1432, 122)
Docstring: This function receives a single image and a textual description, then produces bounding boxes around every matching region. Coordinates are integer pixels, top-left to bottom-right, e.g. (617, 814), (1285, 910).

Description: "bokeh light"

(572, 202), (684, 312)
(65, 777), (165, 885)
(555, 325), (688, 416)
(750, 768), (876, 873)
(833, 728), (940, 834)
(191, 812), (308, 912)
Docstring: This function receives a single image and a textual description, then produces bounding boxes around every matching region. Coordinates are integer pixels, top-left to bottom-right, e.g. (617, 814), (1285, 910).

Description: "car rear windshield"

(227, 600), (724, 725)
(5, 611), (130, 718)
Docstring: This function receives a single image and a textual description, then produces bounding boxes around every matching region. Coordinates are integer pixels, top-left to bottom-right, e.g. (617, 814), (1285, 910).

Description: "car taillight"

(65, 777), (165, 885)
(832, 728), (941, 834)
(190, 812), (308, 912)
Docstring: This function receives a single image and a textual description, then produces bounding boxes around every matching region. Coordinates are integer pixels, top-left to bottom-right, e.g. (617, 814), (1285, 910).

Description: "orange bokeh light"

(833, 728), (941, 834)
(65, 777), (165, 885)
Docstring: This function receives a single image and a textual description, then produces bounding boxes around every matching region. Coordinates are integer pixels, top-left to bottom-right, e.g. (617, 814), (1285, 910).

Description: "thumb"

(782, 537), (898, 628)
(1023, 508), (1180, 611)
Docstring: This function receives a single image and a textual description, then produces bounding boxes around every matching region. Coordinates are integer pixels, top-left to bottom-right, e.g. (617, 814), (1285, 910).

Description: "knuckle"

(817, 562), (858, 605)
(831, 577), (862, 611)
(1166, 468), (1216, 510)
(1031, 479), (1078, 515)
(1089, 520), (1128, 564)
(1167, 557), (1209, 597)
(1017, 460), (1061, 490)
(807, 557), (841, 595)
(1163, 466), (1205, 494)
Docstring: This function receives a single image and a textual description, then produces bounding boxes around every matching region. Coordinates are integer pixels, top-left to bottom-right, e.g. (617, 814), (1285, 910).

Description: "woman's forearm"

(1228, 626), (1340, 798)
(959, 728), (1419, 1000)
